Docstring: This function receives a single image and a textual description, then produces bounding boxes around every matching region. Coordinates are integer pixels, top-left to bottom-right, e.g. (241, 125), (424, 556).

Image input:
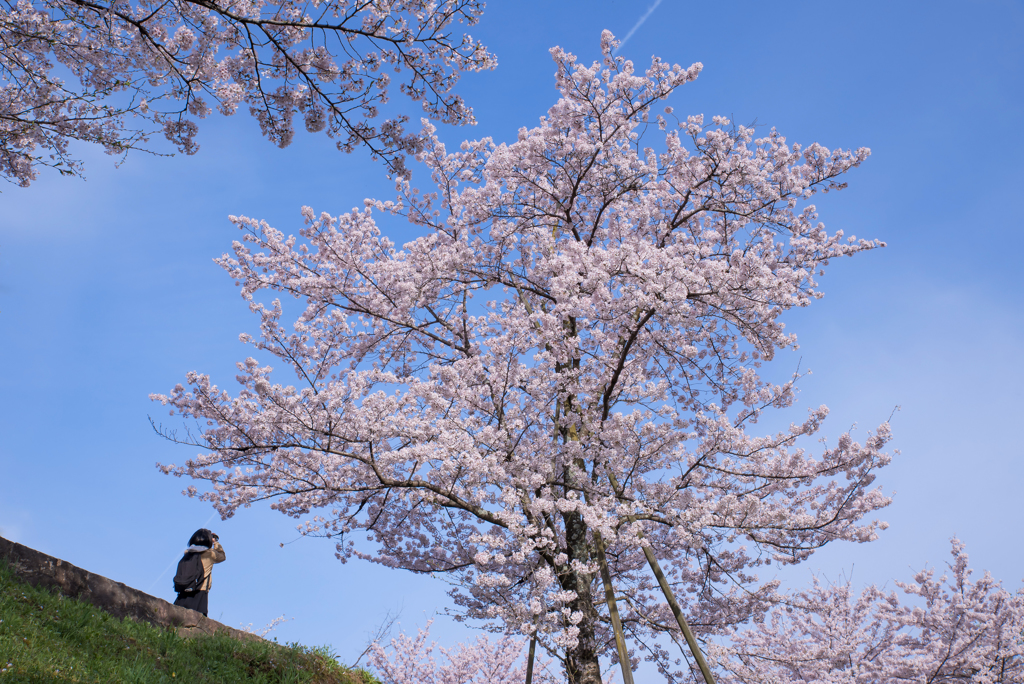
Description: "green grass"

(0, 560), (379, 683)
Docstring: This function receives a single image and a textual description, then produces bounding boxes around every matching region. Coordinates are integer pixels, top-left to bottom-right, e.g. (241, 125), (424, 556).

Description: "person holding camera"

(172, 528), (226, 617)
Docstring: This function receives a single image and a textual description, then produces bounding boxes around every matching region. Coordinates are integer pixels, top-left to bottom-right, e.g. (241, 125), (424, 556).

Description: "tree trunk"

(561, 509), (603, 684)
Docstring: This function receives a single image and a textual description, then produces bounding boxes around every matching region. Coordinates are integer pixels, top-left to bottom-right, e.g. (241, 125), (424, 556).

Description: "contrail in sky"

(613, 0), (665, 55)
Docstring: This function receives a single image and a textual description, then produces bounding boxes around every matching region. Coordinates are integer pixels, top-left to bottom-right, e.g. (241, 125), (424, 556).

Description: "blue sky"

(1, 0), (1022, 677)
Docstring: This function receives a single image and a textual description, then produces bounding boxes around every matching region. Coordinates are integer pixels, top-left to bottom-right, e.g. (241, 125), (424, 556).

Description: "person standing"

(172, 528), (226, 617)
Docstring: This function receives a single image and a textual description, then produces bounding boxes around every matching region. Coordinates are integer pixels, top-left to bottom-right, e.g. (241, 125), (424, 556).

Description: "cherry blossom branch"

(1, 0), (495, 185)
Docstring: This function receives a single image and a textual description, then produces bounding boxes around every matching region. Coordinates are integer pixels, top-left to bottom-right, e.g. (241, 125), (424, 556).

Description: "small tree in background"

(368, 620), (562, 684)
(154, 32), (893, 683)
(0, 0), (494, 185)
(365, 544), (1024, 683)
(713, 539), (1024, 683)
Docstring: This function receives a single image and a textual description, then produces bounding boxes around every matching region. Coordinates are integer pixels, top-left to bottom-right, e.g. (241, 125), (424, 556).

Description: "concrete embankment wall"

(0, 535), (259, 642)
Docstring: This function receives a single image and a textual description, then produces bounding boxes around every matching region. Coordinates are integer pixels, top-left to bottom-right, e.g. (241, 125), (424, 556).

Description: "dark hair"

(188, 528), (214, 548)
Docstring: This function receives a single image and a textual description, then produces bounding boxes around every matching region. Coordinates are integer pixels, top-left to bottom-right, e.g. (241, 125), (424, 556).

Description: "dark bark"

(559, 509), (602, 684)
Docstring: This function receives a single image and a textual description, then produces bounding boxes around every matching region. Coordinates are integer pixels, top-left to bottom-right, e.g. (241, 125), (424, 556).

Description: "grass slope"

(0, 561), (378, 683)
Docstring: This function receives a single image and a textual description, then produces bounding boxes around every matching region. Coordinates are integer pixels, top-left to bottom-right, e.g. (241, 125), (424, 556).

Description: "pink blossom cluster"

(154, 32), (891, 681)
(713, 540), (1024, 684)
(0, 0), (494, 185)
(367, 620), (562, 684)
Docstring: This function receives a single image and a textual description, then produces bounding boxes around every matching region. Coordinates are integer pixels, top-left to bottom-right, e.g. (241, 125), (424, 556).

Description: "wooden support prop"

(640, 545), (717, 684)
(604, 473), (716, 684)
(525, 624), (538, 684)
(594, 530), (635, 684)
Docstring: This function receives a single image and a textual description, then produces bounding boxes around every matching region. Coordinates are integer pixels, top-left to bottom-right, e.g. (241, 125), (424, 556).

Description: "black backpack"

(172, 552), (207, 595)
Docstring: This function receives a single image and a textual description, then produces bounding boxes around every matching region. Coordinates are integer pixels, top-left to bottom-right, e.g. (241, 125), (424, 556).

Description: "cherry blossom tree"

(367, 620), (562, 684)
(153, 32), (893, 683)
(713, 539), (1024, 684)
(0, 0), (494, 186)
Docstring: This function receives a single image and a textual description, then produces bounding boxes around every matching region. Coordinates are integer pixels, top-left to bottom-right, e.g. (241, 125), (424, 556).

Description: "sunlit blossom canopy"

(154, 31), (893, 682)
